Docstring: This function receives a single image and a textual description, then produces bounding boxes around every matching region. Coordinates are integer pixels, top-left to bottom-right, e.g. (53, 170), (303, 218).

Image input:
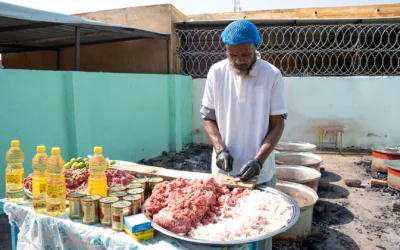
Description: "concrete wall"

(2, 4), (185, 74)
(0, 69), (192, 199)
(192, 77), (400, 148)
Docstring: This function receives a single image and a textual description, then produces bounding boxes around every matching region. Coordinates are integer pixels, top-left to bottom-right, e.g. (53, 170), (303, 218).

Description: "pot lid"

(384, 160), (400, 171)
(371, 145), (400, 155)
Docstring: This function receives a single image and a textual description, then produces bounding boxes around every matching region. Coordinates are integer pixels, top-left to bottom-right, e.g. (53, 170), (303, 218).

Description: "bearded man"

(201, 20), (287, 187)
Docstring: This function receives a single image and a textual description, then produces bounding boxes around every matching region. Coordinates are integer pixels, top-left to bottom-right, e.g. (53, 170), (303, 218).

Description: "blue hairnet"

(221, 20), (261, 45)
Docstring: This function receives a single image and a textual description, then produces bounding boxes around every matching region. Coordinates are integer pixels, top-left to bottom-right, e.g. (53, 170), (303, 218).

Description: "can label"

(81, 196), (100, 224)
(69, 197), (82, 219)
(123, 195), (142, 215)
(100, 203), (112, 226)
(112, 201), (132, 232)
(148, 178), (163, 197)
(127, 188), (144, 203)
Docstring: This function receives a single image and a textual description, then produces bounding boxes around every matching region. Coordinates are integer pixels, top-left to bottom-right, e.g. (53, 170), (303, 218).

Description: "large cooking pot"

(371, 146), (400, 173)
(384, 160), (400, 191)
(275, 142), (316, 153)
(275, 152), (323, 171)
(271, 181), (319, 243)
(276, 165), (321, 192)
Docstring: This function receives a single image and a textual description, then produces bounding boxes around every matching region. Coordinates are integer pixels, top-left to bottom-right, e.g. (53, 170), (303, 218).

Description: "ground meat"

(24, 174), (32, 191)
(24, 167), (135, 196)
(106, 169), (134, 187)
(145, 177), (247, 235)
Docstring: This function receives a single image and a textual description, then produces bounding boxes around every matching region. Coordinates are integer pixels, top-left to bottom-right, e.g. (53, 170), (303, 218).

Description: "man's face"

(226, 44), (256, 75)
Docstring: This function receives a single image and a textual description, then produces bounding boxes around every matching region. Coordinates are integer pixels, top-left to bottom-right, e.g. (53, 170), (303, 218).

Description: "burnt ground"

(140, 143), (400, 250)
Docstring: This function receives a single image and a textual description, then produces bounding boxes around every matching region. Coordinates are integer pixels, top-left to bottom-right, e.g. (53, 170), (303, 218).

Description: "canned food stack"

(124, 214), (154, 242)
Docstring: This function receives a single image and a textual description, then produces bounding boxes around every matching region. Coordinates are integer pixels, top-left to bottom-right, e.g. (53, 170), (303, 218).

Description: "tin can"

(68, 191), (86, 219)
(127, 188), (145, 203)
(125, 183), (142, 190)
(111, 201), (132, 232)
(109, 185), (126, 193)
(131, 178), (148, 193)
(99, 196), (119, 226)
(147, 177), (164, 196)
(81, 195), (101, 225)
(109, 191), (128, 200)
(123, 194), (142, 215)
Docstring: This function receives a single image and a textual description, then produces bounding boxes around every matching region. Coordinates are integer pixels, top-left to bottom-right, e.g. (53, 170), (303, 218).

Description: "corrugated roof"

(0, 1), (170, 54)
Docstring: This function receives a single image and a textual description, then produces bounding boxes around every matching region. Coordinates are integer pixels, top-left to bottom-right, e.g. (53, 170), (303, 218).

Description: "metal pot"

(275, 152), (323, 171)
(275, 141), (316, 153)
(384, 160), (400, 191)
(276, 165), (321, 192)
(371, 146), (400, 173)
(272, 181), (319, 243)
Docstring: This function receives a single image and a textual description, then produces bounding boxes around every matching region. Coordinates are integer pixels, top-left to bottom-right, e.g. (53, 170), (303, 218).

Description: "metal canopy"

(0, 2), (170, 71)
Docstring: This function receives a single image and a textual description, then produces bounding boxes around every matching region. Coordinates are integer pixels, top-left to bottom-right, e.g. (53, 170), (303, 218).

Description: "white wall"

(192, 77), (400, 148)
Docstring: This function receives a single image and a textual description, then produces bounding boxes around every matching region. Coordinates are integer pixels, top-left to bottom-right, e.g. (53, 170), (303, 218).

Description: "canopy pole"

(166, 39), (170, 74)
(75, 27), (80, 71)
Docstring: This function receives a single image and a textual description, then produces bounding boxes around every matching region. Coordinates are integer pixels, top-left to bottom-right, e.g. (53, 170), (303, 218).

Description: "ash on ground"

(354, 159), (400, 197)
(139, 143), (212, 173)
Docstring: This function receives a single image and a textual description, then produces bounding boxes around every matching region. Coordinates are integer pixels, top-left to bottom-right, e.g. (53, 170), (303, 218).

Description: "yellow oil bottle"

(32, 145), (48, 213)
(46, 147), (66, 216)
(5, 140), (25, 203)
(87, 147), (108, 197)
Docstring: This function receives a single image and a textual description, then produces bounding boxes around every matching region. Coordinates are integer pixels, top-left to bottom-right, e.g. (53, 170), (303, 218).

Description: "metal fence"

(176, 23), (400, 78)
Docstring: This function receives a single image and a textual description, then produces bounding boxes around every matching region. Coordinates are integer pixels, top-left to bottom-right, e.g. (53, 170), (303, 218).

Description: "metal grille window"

(176, 23), (400, 78)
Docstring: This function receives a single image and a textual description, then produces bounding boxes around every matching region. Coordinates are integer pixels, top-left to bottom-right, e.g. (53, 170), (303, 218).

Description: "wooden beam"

(180, 3), (400, 22)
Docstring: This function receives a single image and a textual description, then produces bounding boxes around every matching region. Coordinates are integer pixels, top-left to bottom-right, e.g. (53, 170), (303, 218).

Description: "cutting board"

(111, 160), (258, 189)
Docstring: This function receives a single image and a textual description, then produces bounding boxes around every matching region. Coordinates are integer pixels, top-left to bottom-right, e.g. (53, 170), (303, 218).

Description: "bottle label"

(7, 189), (24, 199)
(6, 173), (23, 185)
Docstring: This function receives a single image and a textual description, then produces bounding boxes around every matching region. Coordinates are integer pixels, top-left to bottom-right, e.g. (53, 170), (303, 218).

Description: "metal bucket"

(372, 146), (400, 173)
(384, 160), (400, 191)
(276, 142), (316, 153)
(276, 165), (321, 192)
(272, 181), (319, 243)
(275, 152), (323, 171)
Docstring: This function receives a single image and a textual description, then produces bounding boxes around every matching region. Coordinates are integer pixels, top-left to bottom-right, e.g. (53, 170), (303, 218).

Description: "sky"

(1, 0), (399, 15)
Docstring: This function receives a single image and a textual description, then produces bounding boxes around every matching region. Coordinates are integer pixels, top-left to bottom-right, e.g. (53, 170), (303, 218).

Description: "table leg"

(11, 223), (19, 250)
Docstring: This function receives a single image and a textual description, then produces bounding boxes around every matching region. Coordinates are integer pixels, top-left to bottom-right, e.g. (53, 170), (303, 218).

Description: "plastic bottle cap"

(37, 145), (46, 152)
(94, 147), (102, 153)
(51, 147), (61, 154)
(11, 140), (19, 147)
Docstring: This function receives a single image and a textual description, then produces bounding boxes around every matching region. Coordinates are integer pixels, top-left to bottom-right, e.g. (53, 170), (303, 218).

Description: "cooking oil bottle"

(46, 147), (66, 216)
(5, 140), (25, 203)
(87, 147), (107, 197)
(32, 145), (48, 213)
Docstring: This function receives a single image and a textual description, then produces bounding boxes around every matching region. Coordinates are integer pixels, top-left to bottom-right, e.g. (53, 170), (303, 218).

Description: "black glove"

(216, 149), (234, 172)
(238, 158), (263, 181)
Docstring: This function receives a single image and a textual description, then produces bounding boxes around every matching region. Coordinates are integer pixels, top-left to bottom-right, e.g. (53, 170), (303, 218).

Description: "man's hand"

(238, 158), (263, 181)
(216, 149), (234, 172)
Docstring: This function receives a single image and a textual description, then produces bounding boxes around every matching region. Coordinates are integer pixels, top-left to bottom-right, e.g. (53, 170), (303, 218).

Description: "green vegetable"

(109, 160), (116, 165)
(70, 158), (76, 163)
(72, 162), (79, 168)
(78, 162), (85, 169)
(64, 164), (71, 169)
(84, 158), (89, 162)
(77, 157), (83, 162)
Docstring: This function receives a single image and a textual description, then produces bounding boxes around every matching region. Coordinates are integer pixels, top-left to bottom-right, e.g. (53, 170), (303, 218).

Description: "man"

(201, 20), (287, 188)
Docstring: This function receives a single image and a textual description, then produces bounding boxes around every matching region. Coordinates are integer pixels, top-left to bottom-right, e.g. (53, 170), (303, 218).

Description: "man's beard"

(229, 55), (257, 76)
